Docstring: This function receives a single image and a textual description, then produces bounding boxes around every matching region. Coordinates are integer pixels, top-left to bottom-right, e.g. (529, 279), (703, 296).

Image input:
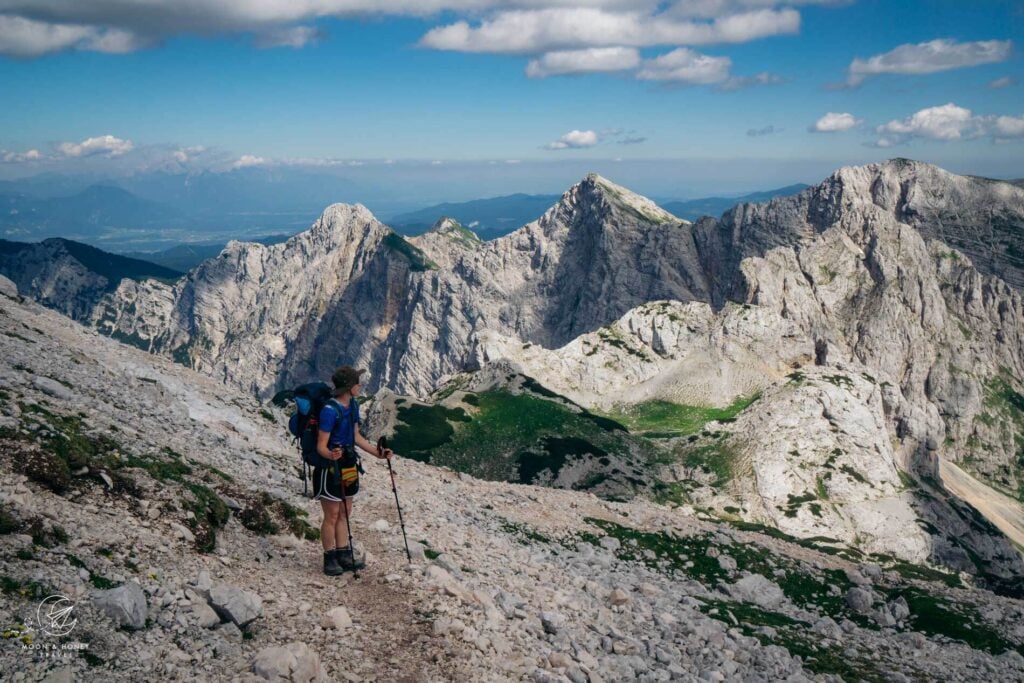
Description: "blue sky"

(0, 1), (1021, 198)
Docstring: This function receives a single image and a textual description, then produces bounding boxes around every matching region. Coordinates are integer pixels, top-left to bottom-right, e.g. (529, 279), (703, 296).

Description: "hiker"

(314, 365), (393, 575)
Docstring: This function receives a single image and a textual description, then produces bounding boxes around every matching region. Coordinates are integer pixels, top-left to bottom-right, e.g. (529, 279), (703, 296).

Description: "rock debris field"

(1, 282), (1024, 682)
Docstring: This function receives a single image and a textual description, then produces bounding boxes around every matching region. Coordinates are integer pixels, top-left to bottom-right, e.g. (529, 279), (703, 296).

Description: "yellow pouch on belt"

(341, 466), (359, 485)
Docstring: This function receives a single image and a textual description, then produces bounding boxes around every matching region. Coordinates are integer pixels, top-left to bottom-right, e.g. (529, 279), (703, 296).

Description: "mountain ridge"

(0, 237), (182, 319)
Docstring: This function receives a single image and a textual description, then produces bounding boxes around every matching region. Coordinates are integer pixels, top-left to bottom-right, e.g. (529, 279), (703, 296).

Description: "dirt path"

(213, 486), (465, 683)
(940, 459), (1024, 554)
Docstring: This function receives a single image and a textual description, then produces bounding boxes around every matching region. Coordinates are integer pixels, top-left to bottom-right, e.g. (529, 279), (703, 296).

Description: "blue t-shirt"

(319, 399), (360, 449)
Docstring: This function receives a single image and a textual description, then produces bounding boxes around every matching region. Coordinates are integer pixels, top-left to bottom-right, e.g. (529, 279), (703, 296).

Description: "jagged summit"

(306, 202), (380, 240)
(425, 216), (481, 244)
(555, 173), (684, 226)
(430, 215), (461, 230)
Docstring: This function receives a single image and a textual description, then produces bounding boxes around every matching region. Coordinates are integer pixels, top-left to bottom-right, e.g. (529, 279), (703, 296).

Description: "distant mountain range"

(386, 193), (561, 238)
(0, 168), (816, 249)
(3, 160), (1024, 589)
(0, 184), (182, 241)
(661, 184), (810, 221)
(0, 168), (365, 250)
(122, 234), (292, 272)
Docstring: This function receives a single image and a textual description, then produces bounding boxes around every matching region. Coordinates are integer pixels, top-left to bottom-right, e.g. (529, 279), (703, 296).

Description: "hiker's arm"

(317, 430), (341, 460)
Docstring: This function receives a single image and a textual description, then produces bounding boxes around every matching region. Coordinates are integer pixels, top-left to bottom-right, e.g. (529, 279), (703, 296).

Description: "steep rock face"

(735, 192), (1024, 499)
(728, 366), (930, 560)
(378, 175), (709, 393)
(88, 162), (1024, 505)
(410, 217), (481, 271)
(694, 159), (1024, 303)
(93, 204), (410, 396)
(672, 159), (1024, 499)
(449, 173), (707, 349)
(92, 278), (179, 353)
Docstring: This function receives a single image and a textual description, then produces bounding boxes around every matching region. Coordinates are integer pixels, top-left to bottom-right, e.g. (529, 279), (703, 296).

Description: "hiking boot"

(335, 547), (365, 571)
(323, 551), (345, 576)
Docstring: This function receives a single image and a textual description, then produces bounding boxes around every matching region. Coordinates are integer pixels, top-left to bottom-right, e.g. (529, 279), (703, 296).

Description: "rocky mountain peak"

(425, 216), (481, 244)
(822, 158), (1024, 288)
(306, 202), (382, 244)
(555, 173), (683, 227)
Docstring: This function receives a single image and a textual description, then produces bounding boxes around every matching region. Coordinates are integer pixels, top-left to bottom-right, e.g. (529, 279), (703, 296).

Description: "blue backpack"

(286, 382), (333, 495)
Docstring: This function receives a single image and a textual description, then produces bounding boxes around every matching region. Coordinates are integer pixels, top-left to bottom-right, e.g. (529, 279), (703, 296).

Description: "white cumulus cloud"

(0, 15), (151, 58)
(545, 129), (599, 150)
(810, 112), (862, 133)
(871, 103), (1024, 145)
(526, 46), (639, 77)
(989, 76), (1014, 89)
(0, 15), (95, 58)
(637, 47), (731, 83)
(1, 148), (43, 163)
(57, 135), (134, 157)
(876, 103), (977, 142)
(231, 154), (268, 169)
(845, 39), (1012, 87)
(667, 0), (845, 19)
(420, 7), (799, 53)
(993, 115), (1024, 139)
(0, 0), (837, 61)
(633, 47), (778, 89)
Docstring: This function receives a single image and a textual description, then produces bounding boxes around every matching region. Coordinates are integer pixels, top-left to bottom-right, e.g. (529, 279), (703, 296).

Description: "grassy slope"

(390, 389), (644, 488)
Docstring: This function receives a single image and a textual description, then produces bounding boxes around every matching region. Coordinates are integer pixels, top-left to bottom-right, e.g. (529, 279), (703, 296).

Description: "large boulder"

(252, 641), (323, 682)
(208, 583), (263, 627)
(93, 582), (147, 630)
(845, 586), (876, 615)
(726, 574), (786, 610)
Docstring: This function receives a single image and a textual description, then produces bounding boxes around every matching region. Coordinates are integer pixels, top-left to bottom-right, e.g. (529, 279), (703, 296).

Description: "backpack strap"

(350, 398), (359, 444)
(326, 399), (358, 446)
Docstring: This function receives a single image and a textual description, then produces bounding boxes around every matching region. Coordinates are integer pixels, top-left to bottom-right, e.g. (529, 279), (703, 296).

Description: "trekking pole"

(335, 453), (359, 579)
(379, 436), (411, 563)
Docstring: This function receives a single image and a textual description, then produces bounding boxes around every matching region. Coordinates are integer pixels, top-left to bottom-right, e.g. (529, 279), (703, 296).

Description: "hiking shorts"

(312, 463), (360, 502)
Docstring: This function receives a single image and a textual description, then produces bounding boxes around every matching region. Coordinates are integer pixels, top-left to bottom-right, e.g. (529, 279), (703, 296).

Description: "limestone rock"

(208, 584), (263, 627)
(608, 588), (630, 606)
(32, 376), (74, 402)
(321, 606), (352, 631)
(845, 587), (875, 615)
(192, 600), (221, 629)
(0, 274), (17, 299)
(726, 575), (786, 610)
(93, 581), (147, 630)
(252, 641), (322, 682)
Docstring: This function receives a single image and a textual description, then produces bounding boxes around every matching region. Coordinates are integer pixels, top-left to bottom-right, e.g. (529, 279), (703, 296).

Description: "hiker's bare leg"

(335, 498), (353, 549)
(320, 500), (339, 551)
